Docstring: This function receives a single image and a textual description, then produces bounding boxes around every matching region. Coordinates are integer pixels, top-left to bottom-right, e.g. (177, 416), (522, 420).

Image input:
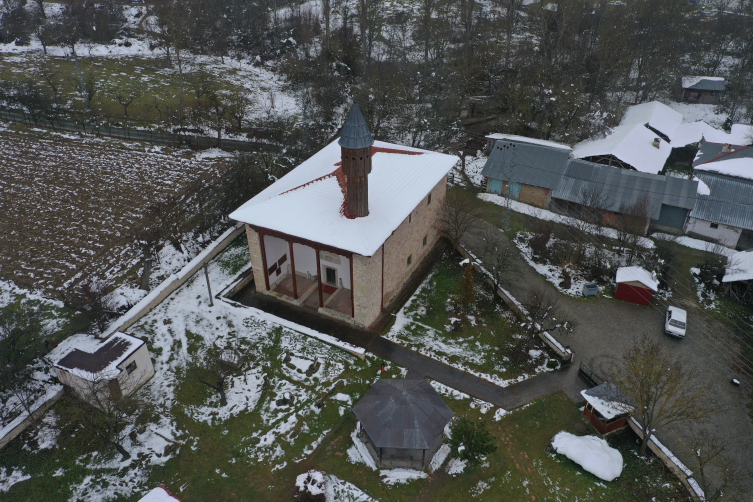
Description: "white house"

(48, 332), (154, 403)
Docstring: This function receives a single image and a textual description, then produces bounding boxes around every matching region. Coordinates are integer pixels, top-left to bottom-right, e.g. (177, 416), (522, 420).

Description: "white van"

(665, 307), (687, 338)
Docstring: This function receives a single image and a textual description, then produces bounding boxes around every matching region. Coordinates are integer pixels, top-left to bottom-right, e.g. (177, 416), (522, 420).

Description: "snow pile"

(138, 486), (180, 501)
(296, 470), (326, 496)
(347, 425), (378, 471)
(693, 176), (711, 196)
(493, 408), (508, 421)
(379, 468), (428, 485)
(296, 470), (375, 502)
(428, 444), (451, 473)
(446, 458), (467, 476)
(551, 432), (623, 481)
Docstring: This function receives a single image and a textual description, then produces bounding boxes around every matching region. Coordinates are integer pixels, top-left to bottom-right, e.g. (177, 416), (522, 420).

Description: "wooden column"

(288, 240), (298, 299)
(259, 232), (270, 291)
(316, 248), (323, 307)
(350, 255), (355, 318)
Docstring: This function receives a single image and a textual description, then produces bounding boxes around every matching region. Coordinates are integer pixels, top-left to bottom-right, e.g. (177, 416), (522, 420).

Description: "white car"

(665, 307), (687, 338)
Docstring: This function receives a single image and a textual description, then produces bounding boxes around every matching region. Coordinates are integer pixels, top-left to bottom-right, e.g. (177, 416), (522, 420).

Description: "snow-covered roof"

(696, 157), (753, 181)
(229, 139), (458, 256)
(723, 250), (753, 283)
(582, 382), (634, 420)
(48, 332), (145, 381)
(551, 431), (623, 482)
(138, 487), (181, 502)
(620, 101), (683, 139)
(615, 266), (659, 291)
(572, 124), (672, 174)
(682, 76), (725, 91)
(484, 134), (572, 151)
(693, 176), (710, 195)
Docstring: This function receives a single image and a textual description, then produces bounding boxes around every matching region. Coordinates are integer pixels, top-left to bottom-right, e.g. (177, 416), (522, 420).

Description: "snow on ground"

(460, 151), (487, 187)
(296, 469), (375, 502)
(22, 412), (59, 451)
(0, 468), (31, 493)
(347, 425), (378, 471)
(551, 431), (623, 481)
(666, 102), (728, 128)
(0, 280), (64, 309)
(379, 468), (428, 485)
(446, 457), (467, 476)
(479, 193), (655, 249)
(184, 369), (265, 424)
(428, 444), (451, 473)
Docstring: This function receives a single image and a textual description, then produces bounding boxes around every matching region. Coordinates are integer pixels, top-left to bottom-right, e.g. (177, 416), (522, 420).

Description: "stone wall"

(245, 225), (267, 292)
(352, 248), (383, 326)
(382, 176), (447, 307)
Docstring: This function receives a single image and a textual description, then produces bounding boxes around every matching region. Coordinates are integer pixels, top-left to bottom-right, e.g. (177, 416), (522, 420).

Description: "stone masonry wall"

(382, 176), (447, 307)
(245, 225), (267, 292)
(352, 247), (383, 326)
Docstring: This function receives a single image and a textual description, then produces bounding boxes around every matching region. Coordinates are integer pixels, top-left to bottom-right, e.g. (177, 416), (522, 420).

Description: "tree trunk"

(139, 246), (152, 291)
(639, 426), (650, 456)
(113, 442), (131, 460)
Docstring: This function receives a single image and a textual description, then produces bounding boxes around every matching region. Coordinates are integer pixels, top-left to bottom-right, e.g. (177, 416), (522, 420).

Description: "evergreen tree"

(449, 417), (497, 467)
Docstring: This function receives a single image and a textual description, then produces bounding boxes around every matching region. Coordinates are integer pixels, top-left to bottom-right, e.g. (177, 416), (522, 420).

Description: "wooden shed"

(581, 382), (635, 435)
(352, 379), (453, 469)
(614, 266), (659, 306)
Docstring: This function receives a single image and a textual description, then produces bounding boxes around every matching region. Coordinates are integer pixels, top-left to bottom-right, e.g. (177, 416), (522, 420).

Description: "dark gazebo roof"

(338, 103), (374, 150)
(353, 379), (453, 450)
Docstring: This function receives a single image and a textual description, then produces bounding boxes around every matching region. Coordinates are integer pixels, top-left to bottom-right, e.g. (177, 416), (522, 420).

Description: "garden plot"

(385, 251), (558, 388)
(0, 240), (386, 501)
(0, 128), (227, 292)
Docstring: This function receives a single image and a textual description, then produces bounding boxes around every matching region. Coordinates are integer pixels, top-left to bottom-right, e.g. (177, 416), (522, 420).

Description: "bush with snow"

(551, 431), (623, 481)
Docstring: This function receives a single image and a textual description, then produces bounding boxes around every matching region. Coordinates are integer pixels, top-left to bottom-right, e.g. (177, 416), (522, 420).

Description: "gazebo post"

(422, 449), (425, 467)
(379, 448), (382, 466)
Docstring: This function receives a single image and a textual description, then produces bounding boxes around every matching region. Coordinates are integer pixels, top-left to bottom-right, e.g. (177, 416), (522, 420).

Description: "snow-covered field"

(0, 240), (383, 500)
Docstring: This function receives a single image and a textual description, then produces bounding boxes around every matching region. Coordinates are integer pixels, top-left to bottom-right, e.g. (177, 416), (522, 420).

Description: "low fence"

(578, 361), (604, 387)
(628, 418), (705, 501)
(455, 242), (573, 361)
(0, 107), (281, 153)
(102, 224), (245, 338)
(0, 385), (64, 451)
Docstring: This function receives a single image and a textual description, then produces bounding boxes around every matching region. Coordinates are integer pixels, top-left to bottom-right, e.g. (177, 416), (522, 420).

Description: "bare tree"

(613, 191), (654, 261)
(112, 84), (142, 118)
(189, 338), (240, 407)
(611, 335), (714, 456)
(478, 224), (515, 289)
(441, 189), (488, 247)
(206, 91), (229, 147)
(522, 285), (577, 339)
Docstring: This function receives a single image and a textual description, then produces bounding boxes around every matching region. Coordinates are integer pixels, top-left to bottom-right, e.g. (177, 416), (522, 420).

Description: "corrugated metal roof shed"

(690, 172), (753, 231)
(693, 143), (752, 167)
(683, 77), (726, 92)
(551, 159), (697, 219)
(480, 140), (572, 189)
(352, 379), (453, 450)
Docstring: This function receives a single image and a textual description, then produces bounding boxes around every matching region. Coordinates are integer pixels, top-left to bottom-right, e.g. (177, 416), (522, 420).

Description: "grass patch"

(387, 249), (557, 380)
(311, 391), (690, 502)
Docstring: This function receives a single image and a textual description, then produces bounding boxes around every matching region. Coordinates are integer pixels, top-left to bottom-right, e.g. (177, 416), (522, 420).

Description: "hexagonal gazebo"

(353, 379), (454, 469)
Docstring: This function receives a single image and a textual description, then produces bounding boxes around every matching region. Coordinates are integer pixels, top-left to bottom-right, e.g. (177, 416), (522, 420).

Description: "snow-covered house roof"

(615, 266), (659, 291)
(352, 379), (453, 450)
(484, 134), (572, 151)
(582, 382), (635, 420)
(620, 101), (683, 140)
(682, 76), (725, 92)
(48, 332), (145, 381)
(695, 157), (753, 181)
(229, 139), (458, 257)
(572, 124), (672, 175)
(723, 250), (753, 283)
(691, 171), (753, 232)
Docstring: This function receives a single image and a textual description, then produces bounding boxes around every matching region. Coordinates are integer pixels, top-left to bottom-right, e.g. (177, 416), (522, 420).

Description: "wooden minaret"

(339, 104), (374, 218)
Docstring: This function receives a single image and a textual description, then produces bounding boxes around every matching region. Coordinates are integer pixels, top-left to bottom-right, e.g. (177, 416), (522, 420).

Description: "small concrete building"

(353, 379), (453, 469)
(582, 382), (634, 435)
(229, 105), (458, 328)
(615, 266), (659, 306)
(49, 332), (154, 403)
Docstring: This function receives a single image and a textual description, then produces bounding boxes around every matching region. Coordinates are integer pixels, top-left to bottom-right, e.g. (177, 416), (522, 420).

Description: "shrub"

(449, 417), (497, 466)
(528, 225), (552, 262)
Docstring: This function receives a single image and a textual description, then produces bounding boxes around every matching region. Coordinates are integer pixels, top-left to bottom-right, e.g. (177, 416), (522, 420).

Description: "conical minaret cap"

(338, 103), (374, 150)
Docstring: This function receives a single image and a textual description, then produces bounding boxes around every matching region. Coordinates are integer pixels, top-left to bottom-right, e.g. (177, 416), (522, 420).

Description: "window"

(427, 193), (432, 205)
(407, 254), (412, 266)
(423, 235), (428, 247)
(325, 267), (337, 286)
(126, 361), (137, 374)
(710, 223), (719, 229)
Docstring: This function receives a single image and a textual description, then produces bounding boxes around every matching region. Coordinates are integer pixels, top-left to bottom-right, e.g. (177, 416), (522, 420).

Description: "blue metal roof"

(693, 143), (752, 167)
(690, 172), (753, 231)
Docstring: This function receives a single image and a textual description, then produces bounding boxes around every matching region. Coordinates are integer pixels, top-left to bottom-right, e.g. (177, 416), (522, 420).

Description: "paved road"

(460, 219), (753, 478)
